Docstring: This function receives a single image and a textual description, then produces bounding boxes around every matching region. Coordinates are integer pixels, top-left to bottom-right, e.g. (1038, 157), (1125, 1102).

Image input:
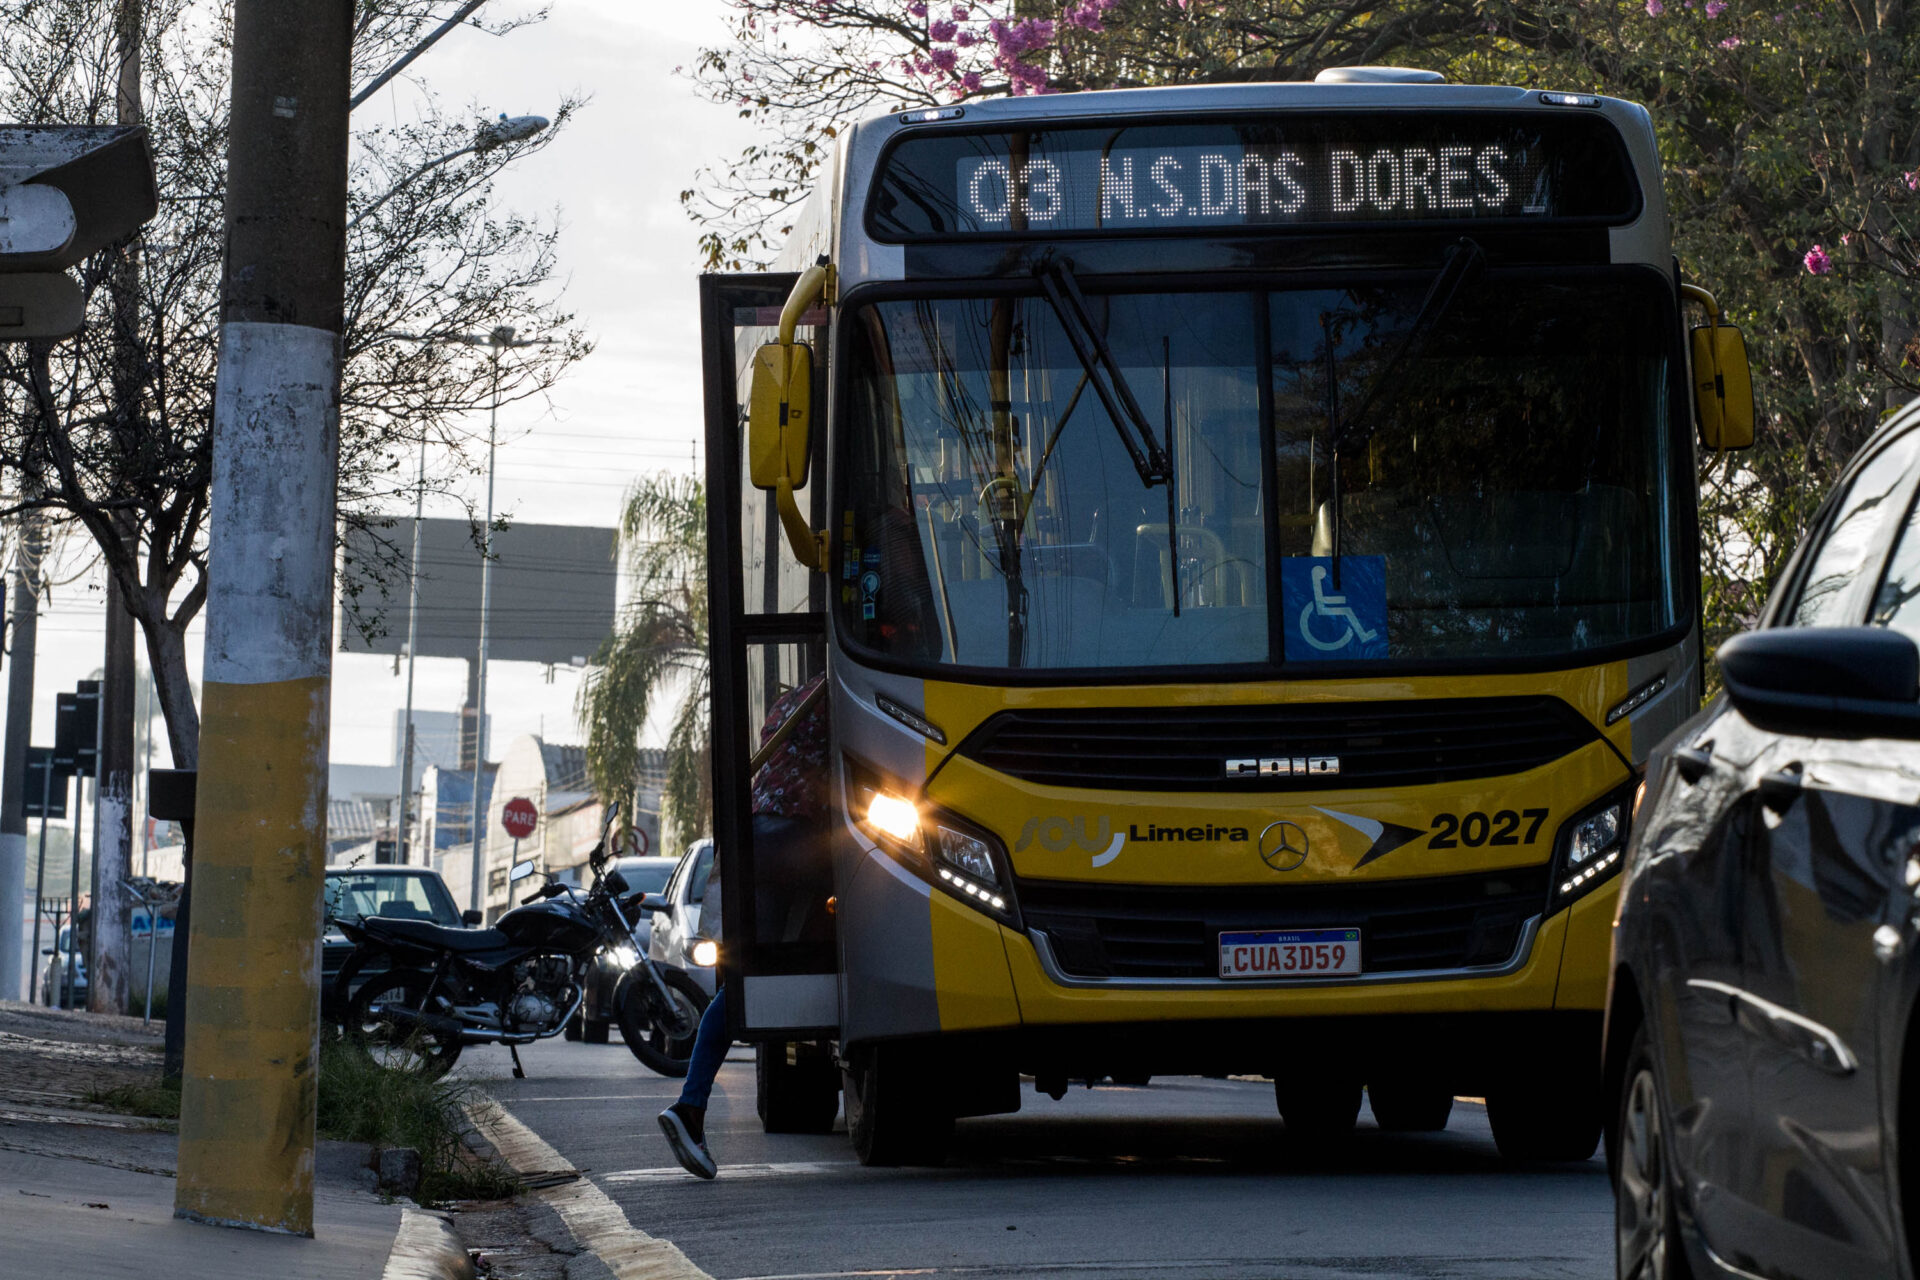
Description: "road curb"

(469, 1098), (713, 1280)
(381, 1205), (477, 1280)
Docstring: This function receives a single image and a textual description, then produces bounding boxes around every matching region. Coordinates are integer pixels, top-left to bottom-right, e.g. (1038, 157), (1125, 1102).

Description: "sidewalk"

(0, 1000), (472, 1280)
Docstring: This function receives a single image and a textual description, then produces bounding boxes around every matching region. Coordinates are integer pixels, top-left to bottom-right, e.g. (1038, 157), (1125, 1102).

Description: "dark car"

(1608, 404), (1920, 1279)
(322, 864), (468, 1021)
(571, 854), (679, 1043)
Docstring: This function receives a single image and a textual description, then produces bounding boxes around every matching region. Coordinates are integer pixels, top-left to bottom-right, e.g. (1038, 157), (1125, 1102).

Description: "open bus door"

(699, 272), (843, 1126)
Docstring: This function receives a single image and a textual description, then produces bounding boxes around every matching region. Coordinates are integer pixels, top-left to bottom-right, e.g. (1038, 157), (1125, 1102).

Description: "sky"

(15, 0), (757, 781)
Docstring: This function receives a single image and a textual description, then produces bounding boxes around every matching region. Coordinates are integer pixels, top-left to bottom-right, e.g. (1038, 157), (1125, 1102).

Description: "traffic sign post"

(23, 745), (72, 1004)
(500, 798), (538, 907)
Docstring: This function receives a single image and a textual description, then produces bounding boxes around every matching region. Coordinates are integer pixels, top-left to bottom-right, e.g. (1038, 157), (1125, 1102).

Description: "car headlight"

(690, 939), (719, 968)
(609, 943), (640, 969)
(1551, 789), (1632, 912)
(850, 761), (1017, 925)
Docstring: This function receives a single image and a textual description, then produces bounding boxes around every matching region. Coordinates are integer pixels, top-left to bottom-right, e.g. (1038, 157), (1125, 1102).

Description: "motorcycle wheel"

(345, 968), (464, 1078)
(615, 966), (708, 1078)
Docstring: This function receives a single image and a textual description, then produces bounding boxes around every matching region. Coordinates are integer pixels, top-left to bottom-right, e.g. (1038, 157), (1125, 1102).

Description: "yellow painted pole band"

(173, 678), (328, 1234)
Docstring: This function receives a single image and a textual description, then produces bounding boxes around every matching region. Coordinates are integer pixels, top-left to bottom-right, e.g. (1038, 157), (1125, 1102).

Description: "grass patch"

(84, 1079), (181, 1119)
(86, 1034), (519, 1204)
(315, 1033), (521, 1203)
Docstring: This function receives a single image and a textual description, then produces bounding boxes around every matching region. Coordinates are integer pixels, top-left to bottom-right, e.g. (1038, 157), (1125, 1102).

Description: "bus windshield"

(838, 269), (1681, 672)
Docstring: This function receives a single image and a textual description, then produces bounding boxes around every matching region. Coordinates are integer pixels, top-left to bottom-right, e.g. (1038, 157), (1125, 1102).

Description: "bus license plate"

(1218, 929), (1361, 979)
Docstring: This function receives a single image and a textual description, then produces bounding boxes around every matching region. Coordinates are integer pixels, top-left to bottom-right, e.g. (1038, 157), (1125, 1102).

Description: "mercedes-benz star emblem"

(1259, 819), (1309, 872)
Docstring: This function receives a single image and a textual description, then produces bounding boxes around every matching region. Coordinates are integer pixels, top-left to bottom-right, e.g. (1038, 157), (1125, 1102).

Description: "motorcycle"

(332, 805), (708, 1078)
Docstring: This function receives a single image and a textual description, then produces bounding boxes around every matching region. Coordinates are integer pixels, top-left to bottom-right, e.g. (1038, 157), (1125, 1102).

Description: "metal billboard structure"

(339, 518), (617, 665)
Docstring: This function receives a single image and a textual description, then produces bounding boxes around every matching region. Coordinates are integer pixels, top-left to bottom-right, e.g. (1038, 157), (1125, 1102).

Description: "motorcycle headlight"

(609, 943), (640, 969)
(690, 939), (719, 968)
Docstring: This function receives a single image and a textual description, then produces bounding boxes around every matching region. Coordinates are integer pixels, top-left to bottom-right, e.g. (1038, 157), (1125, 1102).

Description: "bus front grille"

(1018, 868), (1549, 980)
(952, 697), (1599, 792)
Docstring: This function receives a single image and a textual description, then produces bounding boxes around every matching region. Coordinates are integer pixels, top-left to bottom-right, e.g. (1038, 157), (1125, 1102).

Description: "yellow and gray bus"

(699, 67), (1753, 1165)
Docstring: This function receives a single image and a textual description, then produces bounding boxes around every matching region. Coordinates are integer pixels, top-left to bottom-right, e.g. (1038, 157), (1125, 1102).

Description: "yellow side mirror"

(1681, 283), (1755, 451)
(1690, 324), (1754, 450)
(747, 340), (813, 491)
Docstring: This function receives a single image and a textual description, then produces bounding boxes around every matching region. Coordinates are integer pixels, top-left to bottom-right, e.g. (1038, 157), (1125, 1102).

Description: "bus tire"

(1367, 1081), (1454, 1132)
(845, 1044), (952, 1167)
(1275, 1073), (1362, 1147)
(582, 1017), (611, 1045)
(758, 1042), (840, 1134)
(1487, 1082), (1602, 1161)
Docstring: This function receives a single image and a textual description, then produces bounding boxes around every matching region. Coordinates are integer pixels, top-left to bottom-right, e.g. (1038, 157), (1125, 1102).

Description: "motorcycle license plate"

(1218, 928), (1361, 979)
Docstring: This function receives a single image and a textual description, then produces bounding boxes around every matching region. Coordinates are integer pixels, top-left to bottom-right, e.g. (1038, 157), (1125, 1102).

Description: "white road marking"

(473, 1099), (714, 1280)
(603, 1160), (858, 1185)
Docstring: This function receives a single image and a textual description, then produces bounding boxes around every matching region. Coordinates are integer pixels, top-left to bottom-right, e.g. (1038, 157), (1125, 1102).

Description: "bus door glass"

(700, 273), (839, 1038)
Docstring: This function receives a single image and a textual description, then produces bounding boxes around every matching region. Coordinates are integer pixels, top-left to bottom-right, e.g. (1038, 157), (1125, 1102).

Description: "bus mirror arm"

(749, 263), (834, 570)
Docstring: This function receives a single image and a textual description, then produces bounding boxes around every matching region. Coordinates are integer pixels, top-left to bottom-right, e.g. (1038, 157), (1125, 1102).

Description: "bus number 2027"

(1429, 808), (1549, 849)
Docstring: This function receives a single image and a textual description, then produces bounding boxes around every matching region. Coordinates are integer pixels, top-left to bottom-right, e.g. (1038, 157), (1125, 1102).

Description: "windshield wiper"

(1036, 261), (1172, 489)
(1324, 237), (1486, 575)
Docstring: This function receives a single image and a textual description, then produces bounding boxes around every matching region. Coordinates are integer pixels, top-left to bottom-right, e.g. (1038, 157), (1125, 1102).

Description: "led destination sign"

(870, 113), (1639, 240)
(960, 143), (1538, 229)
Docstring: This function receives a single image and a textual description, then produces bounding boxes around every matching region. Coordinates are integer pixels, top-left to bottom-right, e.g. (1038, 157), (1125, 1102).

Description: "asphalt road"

(457, 1038), (1613, 1280)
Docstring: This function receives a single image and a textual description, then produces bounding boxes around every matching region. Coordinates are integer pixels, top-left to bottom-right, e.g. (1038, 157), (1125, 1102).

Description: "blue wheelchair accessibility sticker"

(1280, 557), (1387, 661)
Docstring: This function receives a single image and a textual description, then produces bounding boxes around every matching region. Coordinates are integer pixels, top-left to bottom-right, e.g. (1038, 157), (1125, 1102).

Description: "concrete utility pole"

(89, 0), (145, 1016)
(0, 508), (40, 1001)
(173, 0), (350, 1238)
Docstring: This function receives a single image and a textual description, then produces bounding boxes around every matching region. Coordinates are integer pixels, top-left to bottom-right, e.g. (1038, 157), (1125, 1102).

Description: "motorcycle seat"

(362, 917), (509, 952)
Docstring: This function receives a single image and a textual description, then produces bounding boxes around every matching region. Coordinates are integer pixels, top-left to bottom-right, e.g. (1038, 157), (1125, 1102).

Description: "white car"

(648, 839), (717, 997)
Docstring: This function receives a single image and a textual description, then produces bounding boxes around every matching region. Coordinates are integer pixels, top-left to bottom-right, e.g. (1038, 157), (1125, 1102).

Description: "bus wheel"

(1275, 1073), (1362, 1147)
(759, 1042), (840, 1134)
(845, 1044), (953, 1167)
(1487, 1082), (1602, 1161)
(1367, 1081), (1454, 1132)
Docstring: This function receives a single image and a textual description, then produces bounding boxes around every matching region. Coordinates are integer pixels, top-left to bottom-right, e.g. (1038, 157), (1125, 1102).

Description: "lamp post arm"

(348, 144), (473, 231)
(350, 0), (489, 113)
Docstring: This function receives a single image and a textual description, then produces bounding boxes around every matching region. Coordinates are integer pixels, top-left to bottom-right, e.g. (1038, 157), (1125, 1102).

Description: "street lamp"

(442, 324), (548, 914)
(347, 113), (549, 231)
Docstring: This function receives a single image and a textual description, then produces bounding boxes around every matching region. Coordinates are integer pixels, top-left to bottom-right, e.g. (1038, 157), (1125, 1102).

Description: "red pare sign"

(501, 796), (538, 840)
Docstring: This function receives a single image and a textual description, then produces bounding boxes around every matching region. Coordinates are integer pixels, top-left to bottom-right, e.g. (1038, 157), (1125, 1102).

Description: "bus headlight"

(849, 761), (1018, 926)
(1551, 789), (1632, 912)
(866, 792), (921, 844)
(690, 939), (719, 968)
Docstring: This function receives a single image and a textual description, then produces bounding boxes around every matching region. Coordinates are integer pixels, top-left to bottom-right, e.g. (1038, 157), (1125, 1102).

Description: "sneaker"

(658, 1103), (717, 1179)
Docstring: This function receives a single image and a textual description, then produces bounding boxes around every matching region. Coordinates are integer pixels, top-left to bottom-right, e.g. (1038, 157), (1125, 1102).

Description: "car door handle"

(1759, 765), (1804, 815)
(1674, 745), (1713, 784)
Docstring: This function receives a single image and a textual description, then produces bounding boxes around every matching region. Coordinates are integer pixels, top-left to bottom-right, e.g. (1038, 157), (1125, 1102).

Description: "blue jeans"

(677, 984), (729, 1110)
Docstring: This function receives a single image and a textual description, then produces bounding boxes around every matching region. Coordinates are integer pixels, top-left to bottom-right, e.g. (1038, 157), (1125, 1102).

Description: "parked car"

(323, 864), (469, 1021)
(1608, 402), (1920, 1279)
(572, 854), (680, 1042)
(649, 839), (717, 999)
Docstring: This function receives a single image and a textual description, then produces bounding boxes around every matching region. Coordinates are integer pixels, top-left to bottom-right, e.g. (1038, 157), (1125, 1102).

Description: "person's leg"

(677, 984), (729, 1110)
(659, 985), (726, 1179)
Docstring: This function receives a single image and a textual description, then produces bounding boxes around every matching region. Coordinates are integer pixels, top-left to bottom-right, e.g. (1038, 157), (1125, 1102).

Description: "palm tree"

(577, 473), (709, 854)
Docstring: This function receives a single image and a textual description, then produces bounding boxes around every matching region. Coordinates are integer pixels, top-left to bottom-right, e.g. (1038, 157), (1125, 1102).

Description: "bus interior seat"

(1131, 524), (1255, 609)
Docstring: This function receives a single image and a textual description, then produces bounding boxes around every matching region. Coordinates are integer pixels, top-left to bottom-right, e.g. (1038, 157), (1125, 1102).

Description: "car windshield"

(839, 270), (1682, 671)
(619, 861), (675, 894)
(325, 871), (461, 927)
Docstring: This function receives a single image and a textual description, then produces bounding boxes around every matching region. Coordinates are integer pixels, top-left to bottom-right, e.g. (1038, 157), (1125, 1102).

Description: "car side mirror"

(508, 859), (536, 883)
(1719, 626), (1920, 737)
(461, 909), (483, 926)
